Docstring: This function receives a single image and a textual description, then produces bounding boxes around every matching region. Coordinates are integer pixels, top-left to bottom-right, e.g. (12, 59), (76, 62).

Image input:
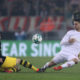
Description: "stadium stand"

(0, 0), (80, 40)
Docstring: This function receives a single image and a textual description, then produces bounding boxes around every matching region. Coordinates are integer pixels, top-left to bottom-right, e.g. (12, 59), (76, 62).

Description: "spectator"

(5, 0), (14, 16)
(14, 27), (26, 40)
(23, 1), (31, 16)
(40, 7), (48, 18)
(39, 17), (55, 32)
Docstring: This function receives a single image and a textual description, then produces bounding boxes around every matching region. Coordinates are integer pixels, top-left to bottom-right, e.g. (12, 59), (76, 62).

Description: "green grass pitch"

(0, 57), (80, 80)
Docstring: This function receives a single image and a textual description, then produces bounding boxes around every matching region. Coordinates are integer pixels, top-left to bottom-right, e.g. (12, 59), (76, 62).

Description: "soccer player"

(0, 34), (39, 73)
(38, 11), (80, 72)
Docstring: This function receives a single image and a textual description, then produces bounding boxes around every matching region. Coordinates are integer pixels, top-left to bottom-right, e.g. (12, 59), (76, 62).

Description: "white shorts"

(52, 51), (78, 64)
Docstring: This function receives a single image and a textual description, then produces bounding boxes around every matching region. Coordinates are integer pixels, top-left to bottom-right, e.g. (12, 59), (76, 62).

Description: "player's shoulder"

(67, 30), (75, 34)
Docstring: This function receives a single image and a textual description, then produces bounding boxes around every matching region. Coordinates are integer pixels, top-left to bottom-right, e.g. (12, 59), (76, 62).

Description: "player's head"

(72, 11), (80, 22)
(72, 11), (80, 31)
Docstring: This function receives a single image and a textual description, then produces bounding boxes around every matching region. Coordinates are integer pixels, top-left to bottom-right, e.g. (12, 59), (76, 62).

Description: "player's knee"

(73, 58), (78, 64)
(50, 61), (56, 66)
(16, 58), (21, 64)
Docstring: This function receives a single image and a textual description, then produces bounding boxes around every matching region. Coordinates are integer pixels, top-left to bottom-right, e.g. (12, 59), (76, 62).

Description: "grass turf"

(0, 57), (80, 80)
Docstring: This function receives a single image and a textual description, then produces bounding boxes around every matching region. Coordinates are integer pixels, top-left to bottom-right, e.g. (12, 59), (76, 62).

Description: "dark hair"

(73, 11), (80, 22)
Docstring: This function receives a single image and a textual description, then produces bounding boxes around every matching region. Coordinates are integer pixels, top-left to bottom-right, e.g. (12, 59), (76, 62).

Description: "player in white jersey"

(38, 11), (80, 72)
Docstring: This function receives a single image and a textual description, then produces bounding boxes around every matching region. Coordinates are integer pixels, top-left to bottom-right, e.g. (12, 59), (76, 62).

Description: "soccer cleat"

(36, 68), (39, 72)
(4, 69), (13, 73)
(37, 68), (46, 72)
(53, 66), (62, 71)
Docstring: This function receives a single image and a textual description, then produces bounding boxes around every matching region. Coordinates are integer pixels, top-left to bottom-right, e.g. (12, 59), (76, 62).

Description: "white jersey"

(60, 30), (80, 57)
(53, 30), (80, 64)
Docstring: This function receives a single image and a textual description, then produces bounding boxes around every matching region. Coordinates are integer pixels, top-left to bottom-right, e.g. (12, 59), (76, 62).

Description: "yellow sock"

(20, 60), (38, 71)
(31, 65), (38, 71)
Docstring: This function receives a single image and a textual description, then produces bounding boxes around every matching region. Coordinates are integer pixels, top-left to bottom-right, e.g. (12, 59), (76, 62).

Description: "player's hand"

(69, 38), (76, 43)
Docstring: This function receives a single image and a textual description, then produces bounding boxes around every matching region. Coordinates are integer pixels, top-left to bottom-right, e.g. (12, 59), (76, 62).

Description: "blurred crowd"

(0, 0), (80, 16)
(0, 0), (80, 40)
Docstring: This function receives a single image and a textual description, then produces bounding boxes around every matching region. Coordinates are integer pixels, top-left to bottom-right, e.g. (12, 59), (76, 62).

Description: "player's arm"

(60, 31), (77, 45)
(68, 38), (76, 43)
(60, 31), (71, 45)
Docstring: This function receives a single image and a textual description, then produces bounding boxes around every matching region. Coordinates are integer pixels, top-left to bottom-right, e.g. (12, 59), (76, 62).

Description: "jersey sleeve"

(60, 31), (71, 46)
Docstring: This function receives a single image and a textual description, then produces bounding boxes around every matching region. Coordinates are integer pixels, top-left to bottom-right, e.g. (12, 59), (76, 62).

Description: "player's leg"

(38, 61), (56, 72)
(0, 67), (5, 72)
(0, 67), (19, 73)
(53, 60), (76, 70)
(0, 67), (12, 73)
(16, 58), (39, 72)
(4, 65), (21, 73)
(13, 65), (21, 72)
(1, 56), (39, 72)
(39, 53), (65, 72)
(53, 56), (78, 70)
(4, 68), (16, 73)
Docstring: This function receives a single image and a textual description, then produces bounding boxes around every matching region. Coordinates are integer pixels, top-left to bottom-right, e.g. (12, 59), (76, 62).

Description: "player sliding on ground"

(38, 11), (80, 72)
(0, 34), (39, 73)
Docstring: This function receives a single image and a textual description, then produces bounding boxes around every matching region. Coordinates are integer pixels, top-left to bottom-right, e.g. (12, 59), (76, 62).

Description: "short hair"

(72, 11), (80, 22)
